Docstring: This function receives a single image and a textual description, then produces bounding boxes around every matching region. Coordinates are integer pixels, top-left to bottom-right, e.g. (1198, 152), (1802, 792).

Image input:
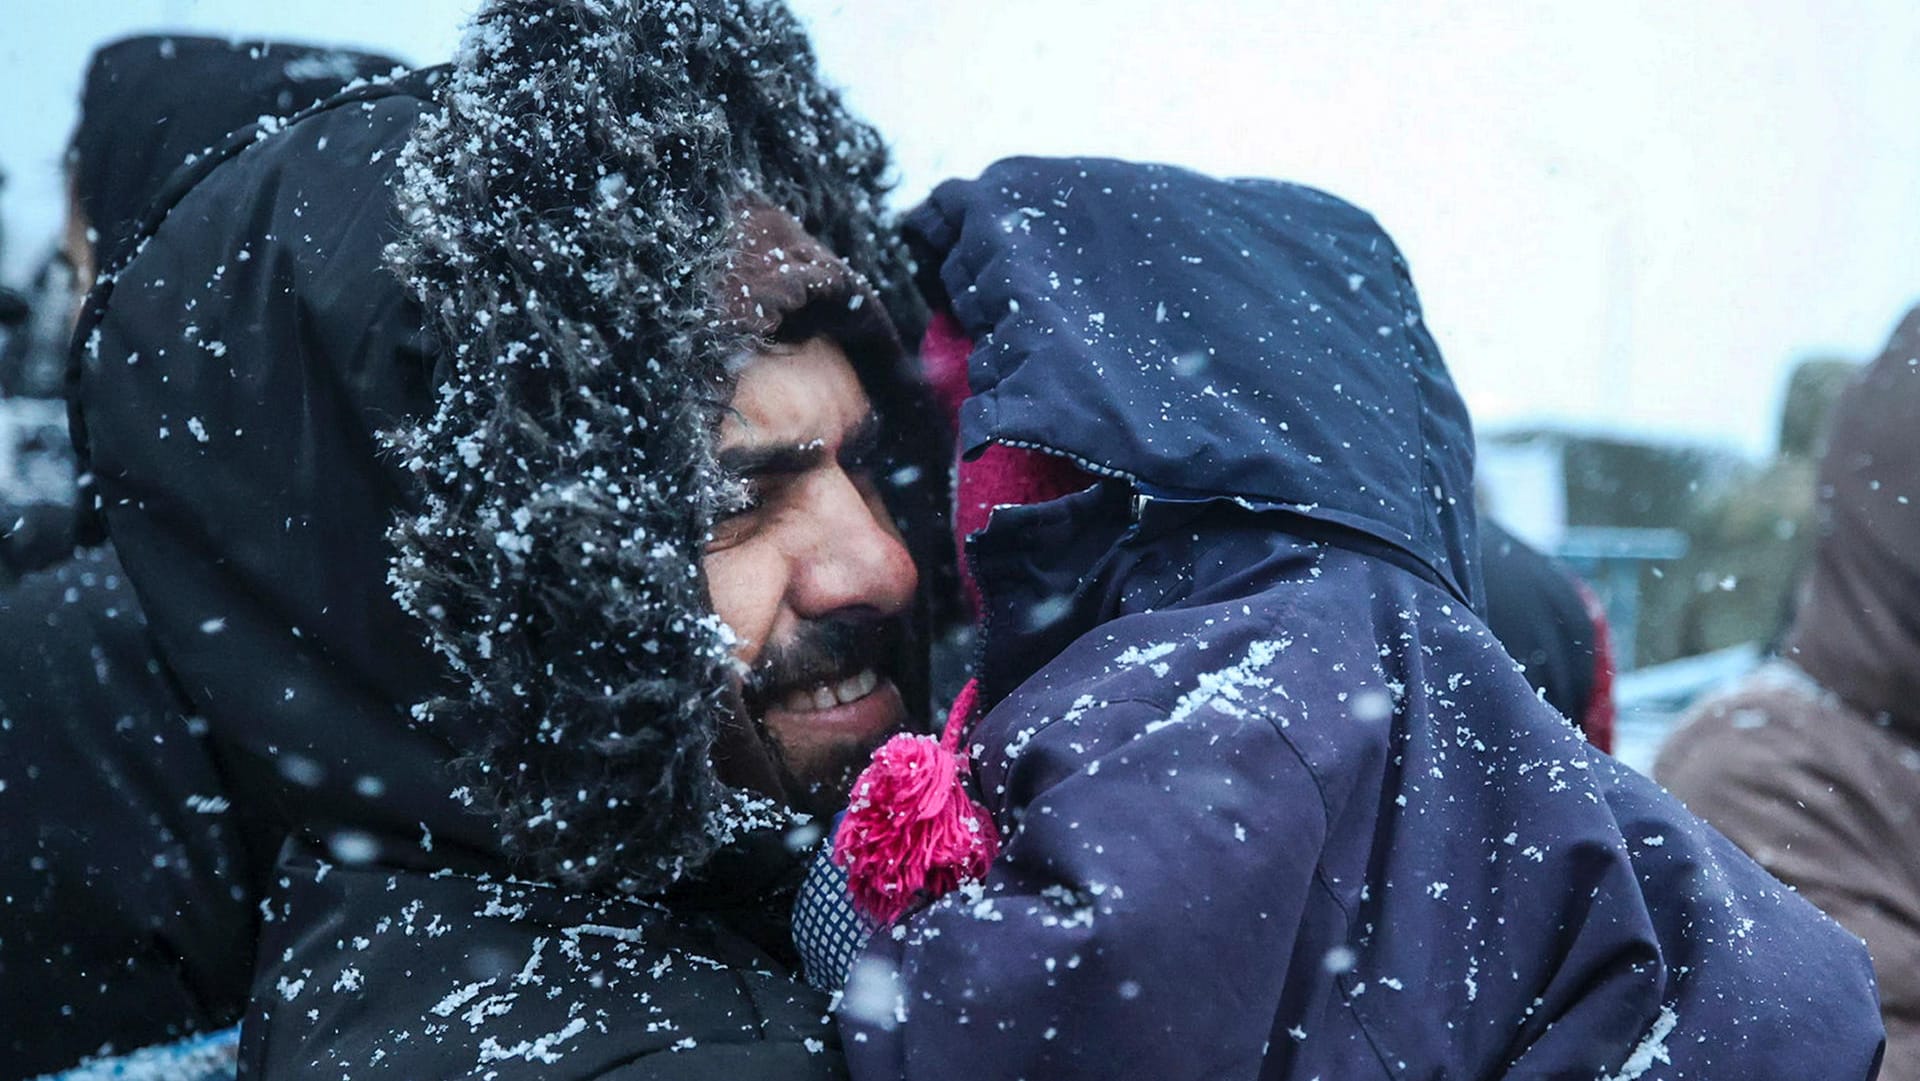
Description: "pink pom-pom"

(832, 681), (1000, 925)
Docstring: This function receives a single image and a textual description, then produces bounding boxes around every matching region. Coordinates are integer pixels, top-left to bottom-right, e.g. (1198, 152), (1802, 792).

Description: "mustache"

(743, 616), (904, 708)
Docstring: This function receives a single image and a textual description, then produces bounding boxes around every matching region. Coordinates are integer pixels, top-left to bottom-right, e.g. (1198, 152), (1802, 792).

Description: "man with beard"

(703, 206), (931, 819)
(42, 1), (949, 1076)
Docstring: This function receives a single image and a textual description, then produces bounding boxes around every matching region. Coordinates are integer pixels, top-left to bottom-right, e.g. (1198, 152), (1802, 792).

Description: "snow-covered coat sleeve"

(241, 860), (850, 1079)
(841, 697), (1336, 1079)
(838, 590), (1886, 1081)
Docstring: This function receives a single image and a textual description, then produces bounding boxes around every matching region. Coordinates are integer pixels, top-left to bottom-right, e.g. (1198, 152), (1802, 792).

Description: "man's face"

(704, 336), (919, 813)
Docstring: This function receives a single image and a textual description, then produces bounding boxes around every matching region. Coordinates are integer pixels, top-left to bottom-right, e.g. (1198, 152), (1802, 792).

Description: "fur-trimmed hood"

(386, 0), (938, 894)
(71, 0), (940, 897)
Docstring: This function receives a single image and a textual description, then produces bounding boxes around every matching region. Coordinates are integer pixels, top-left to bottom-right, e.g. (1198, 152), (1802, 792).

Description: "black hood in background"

(71, 0), (941, 897)
(71, 34), (403, 275)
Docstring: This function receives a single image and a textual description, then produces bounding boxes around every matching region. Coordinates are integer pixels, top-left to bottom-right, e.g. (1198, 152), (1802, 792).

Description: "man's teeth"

(841, 668), (879, 702)
(780, 668), (880, 712)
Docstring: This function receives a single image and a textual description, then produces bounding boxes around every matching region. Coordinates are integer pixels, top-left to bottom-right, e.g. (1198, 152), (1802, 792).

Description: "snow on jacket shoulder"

(839, 157), (1883, 1080)
(243, 852), (844, 1079)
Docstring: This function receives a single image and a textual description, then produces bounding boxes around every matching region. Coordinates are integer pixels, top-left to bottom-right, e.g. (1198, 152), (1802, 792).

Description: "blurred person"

(1657, 304), (1920, 1080)
(1, 35), (404, 1077)
(63, 34), (404, 296)
(1480, 518), (1616, 751)
(29, 0), (956, 1076)
(0, 53), (409, 1047)
(1, 178), (78, 579)
(1633, 355), (1857, 667)
(1, 37), (404, 589)
(0, 164), (24, 361)
(0, 250), (74, 401)
(0, 253), (81, 585)
(1673, 355), (1858, 657)
(799, 157), (1882, 1080)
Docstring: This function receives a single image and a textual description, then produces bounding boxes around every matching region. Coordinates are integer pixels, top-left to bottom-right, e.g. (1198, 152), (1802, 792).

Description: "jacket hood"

(71, 34), (404, 275)
(72, 0), (935, 896)
(1784, 304), (1920, 735)
(905, 157), (1480, 611)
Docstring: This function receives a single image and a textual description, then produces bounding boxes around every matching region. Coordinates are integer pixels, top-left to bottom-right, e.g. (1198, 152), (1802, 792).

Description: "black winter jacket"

(0, 548), (262, 1076)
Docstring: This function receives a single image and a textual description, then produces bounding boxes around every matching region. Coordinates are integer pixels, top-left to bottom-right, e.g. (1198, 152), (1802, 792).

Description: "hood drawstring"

(832, 679), (1001, 924)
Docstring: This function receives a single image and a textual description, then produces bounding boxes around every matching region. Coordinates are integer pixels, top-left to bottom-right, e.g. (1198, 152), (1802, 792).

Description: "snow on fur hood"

(382, 0), (930, 894)
(71, 0), (932, 897)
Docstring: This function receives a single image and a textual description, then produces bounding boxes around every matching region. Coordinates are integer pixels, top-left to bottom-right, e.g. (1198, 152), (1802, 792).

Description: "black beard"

(768, 730), (892, 818)
(741, 615), (918, 816)
(743, 617), (898, 712)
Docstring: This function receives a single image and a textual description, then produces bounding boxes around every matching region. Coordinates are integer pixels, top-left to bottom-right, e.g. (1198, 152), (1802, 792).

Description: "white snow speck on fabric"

(1146, 637), (1287, 733)
(564, 922), (648, 945)
(430, 978), (496, 1018)
(1601, 1006), (1678, 1081)
(840, 956), (903, 1031)
(476, 1017), (588, 1065)
(1114, 640), (1177, 678)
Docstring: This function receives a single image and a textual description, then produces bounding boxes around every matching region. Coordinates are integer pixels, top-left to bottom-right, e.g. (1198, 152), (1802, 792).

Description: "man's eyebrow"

(716, 412), (884, 478)
(716, 440), (824, 478)
(838, 412), (884, 464)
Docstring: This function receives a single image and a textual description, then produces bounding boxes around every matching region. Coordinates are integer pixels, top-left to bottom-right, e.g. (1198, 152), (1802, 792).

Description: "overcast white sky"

(3, 0), (1917, 455)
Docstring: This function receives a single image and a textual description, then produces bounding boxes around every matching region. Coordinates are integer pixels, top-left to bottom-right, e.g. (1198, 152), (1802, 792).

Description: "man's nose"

(789, 472), (918, 621)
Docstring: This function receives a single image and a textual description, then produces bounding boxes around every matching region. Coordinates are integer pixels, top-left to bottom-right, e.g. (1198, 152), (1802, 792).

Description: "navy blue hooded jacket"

(839, 158), (1883, 1079)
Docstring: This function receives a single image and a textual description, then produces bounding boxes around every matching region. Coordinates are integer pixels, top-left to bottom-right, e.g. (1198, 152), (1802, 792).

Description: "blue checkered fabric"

(793, 837), (879, 992)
